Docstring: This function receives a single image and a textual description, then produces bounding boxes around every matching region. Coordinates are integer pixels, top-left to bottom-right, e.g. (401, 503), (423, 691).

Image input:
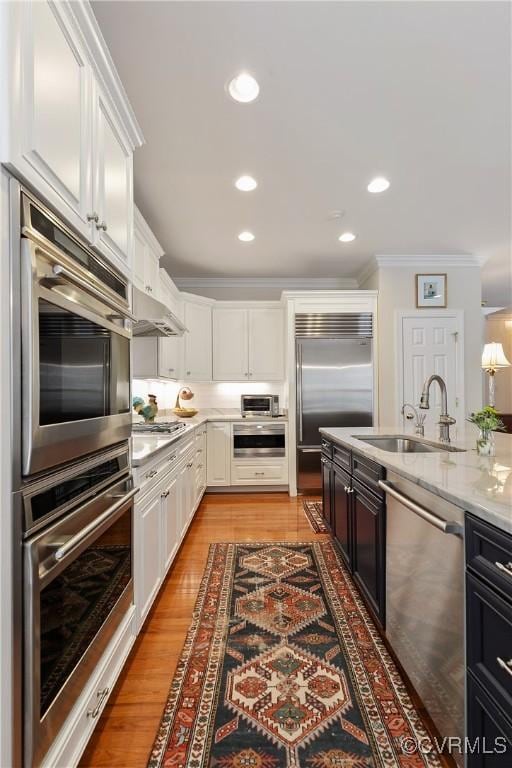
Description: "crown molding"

(374, 253), (485, 268)
(173, 276), (359, 290)
(67, 2), (144, 149)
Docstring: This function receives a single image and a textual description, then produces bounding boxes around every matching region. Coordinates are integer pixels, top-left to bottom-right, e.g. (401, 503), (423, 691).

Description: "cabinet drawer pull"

(495, 561), (512, 578)
(145, 469), (158, 479)
(187, 461), (193, 468)
(167, 454), (177, 462)
(96, 220), (108, 232)
(161, 490), (170, 498)
(255, 471), (265, 476)
(497, 657), (512, 677)
(87, 687), (110, 718)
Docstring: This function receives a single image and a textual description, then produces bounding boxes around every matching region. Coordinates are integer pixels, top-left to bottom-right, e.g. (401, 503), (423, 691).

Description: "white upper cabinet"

(213, 308), (249, 381)
(1, 2), (92, 238)
(212, 305), (284, 381)
(183, 300), (212, 381)
(0, 1), (143, 276)
(132, 206), (163, 297)
(92, 86), (133, 272)
(248, 308), (284, 380)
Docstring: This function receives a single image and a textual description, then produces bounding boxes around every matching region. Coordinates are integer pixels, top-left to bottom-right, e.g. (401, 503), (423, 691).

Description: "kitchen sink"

(351, 435), (466, 453)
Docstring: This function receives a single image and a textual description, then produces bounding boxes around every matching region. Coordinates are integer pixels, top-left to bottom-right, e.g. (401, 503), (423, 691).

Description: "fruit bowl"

(172, 407), (198, 418)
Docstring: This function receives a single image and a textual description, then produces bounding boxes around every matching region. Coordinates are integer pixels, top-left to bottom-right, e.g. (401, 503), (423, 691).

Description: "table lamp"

(481, 342), (510, 406)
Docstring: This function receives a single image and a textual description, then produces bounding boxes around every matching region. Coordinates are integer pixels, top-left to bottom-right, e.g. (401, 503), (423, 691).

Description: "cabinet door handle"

(187, 461), (193, 468)
(96, 221), (108, 232)
(87, 687), (110, 718)
(244, 372), (248, 377)
(168, 368), (175, 372)
(87, 212), (99, 223)
(255, 471), (265, 476)
(346, 487), (354, 494)
(186, 371), (191, 376)
(497, 657), (512, 677)
(161, 490), (170, 498)
(167, 454), (177, 462)
(495, 561), (512, 578)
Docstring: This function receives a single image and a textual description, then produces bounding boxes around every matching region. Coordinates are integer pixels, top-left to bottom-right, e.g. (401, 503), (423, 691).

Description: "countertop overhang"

(319, 426), (512, 534)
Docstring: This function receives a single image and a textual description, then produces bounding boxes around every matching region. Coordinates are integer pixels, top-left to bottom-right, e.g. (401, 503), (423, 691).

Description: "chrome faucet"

(401, 403), (426, 436)
(419, 374), (456, 443)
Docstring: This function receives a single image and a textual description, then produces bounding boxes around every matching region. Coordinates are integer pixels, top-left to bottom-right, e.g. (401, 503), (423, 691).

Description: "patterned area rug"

(148, 542), (442, 768)
(302, 500), (329, 533)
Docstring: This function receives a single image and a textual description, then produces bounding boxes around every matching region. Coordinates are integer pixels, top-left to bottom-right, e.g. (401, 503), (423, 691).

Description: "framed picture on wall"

(415, 273), (447, 308)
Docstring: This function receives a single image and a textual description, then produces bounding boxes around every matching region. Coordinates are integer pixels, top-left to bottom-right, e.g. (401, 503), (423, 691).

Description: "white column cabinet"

(206, 423), (231, 486)
(213, 308), (248, 381)
(248, 308), (284, 380)
(183, 300), (212, 381)
(132, 207), (163, 297)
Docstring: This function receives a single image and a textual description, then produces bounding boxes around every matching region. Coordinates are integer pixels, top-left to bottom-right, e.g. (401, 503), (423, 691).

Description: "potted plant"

(467, 406), (505, 456)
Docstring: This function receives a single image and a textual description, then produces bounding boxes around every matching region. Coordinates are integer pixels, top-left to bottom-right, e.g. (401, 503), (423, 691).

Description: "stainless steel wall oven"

(20, 190), (133, 477)
(22, 444), (137, 767)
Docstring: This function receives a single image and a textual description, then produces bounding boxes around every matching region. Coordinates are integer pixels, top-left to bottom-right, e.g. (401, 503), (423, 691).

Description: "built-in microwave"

(241, 394), (280, 418)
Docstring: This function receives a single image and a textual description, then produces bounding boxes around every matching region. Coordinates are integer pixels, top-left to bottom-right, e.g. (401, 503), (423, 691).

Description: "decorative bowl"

(173, 407), (198, 418)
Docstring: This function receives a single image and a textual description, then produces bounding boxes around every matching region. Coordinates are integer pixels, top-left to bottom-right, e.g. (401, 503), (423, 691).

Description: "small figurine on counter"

(133, 394), (159, 423)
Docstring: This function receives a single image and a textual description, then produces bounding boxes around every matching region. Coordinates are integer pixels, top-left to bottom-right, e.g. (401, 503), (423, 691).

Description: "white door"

(136, 494), (162, 627)
(248, 308), (284, 381)
(206, 423), (231, 486)
(144, 249), (160, 298)
(400, 314), (463, 428)
(16, 1), (92, 237)
(183, 302), (212, 381)
(93, 85), (133, 273)
(161, 474), (179, 574)
(213, 308), (248, 381)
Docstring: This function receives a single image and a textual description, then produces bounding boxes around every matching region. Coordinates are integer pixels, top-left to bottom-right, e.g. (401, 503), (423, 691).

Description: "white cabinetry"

(137, 493), (162, 624)
(212, 305), (284, 381)
(213, 309), (248, 381)
(183, 300), (212, 381)
(132, 206), (163, 297)
(132, 337), (181, 380)
(134, 426), (206, 631)
(206, 423), (231, 486)
(92, 87), (133, 272)
(248, 308), (284, 380)
(0, 1), (143, 276)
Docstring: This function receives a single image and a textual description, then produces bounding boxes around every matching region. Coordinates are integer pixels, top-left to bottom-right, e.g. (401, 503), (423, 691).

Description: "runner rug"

(148, 541), (442, 768)
(302, 500), (329, 533)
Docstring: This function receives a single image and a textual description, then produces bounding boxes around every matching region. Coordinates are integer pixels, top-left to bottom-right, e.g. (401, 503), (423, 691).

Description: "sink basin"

(351, 435), (466, 453)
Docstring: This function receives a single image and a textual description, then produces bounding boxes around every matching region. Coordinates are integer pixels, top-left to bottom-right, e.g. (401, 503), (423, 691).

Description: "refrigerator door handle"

(300, 447), (321, 453)
(297, 343), (303, 443)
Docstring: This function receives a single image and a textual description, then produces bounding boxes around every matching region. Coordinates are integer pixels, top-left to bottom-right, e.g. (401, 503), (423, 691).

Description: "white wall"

(484, 311), (512, 412)
(132, 379), (286, 414)
(361, 264), (483, 420)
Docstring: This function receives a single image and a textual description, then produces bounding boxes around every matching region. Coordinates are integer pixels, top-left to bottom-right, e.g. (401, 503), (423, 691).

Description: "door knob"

(87, 212), (99, 223)
(96, 221), (108, 232)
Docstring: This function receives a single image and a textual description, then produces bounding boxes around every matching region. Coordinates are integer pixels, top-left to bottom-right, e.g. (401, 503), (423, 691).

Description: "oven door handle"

(53, 487), (139, 562)
(50, 263), (136, 322)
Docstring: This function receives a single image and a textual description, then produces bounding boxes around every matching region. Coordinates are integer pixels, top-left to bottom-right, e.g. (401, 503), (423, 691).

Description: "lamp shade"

(481, 342), (511, 370)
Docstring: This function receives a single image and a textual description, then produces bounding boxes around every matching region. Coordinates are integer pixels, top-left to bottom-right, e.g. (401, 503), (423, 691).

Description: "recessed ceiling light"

(227, 73), (259, 103)
(367, 176), (390, 193)
(339, 232), (356, 243)
(238, 231), (255, 242)
(235, 175), (258, 192)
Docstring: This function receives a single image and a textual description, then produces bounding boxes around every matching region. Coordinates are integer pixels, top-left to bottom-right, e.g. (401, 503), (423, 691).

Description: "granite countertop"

(319, 425), (512, 534)
(131, 409), (288, 467)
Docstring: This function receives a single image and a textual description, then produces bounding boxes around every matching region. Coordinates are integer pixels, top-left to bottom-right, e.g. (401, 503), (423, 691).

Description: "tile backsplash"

(132, 379), (286, 414)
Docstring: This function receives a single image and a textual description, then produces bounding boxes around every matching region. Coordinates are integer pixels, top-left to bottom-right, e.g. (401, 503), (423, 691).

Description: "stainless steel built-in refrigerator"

(296, 313), (374, 492)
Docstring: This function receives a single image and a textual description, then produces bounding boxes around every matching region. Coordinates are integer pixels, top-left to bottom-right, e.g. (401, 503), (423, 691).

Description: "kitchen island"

(319, 425), (512, 767)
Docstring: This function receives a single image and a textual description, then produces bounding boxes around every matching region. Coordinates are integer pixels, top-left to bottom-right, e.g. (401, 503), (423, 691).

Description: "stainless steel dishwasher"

(380, 471), (465, 763)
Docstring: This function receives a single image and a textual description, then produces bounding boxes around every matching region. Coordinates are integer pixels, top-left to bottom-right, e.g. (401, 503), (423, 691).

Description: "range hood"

(131, 286), (187, 337)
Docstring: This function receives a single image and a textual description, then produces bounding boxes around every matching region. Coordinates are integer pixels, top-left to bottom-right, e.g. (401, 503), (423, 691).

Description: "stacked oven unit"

(10, 183), (137, 767)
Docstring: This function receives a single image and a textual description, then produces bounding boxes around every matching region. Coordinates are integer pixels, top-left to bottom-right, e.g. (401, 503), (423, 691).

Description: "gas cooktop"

(132, 422), (187, 435)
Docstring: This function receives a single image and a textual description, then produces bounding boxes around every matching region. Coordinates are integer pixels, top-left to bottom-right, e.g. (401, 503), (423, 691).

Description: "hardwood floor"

(79, 492), (322, 768)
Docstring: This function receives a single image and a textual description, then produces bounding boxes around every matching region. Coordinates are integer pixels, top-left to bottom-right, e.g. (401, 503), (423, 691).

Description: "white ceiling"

(92, 1), (511, 304)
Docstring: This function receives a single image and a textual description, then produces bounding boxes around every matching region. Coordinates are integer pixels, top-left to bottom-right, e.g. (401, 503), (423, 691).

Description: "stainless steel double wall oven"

(10, 183), (136, 767)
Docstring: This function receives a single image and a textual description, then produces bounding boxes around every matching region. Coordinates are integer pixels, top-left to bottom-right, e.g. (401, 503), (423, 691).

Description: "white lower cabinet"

(231, 461), (288, 485)
(134, 426), (206, 632)
(206, 422), (231, 486)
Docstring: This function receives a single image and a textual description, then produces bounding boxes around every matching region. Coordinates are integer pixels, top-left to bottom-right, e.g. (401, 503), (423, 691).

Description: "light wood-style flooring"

(80, 492), (322, 768)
